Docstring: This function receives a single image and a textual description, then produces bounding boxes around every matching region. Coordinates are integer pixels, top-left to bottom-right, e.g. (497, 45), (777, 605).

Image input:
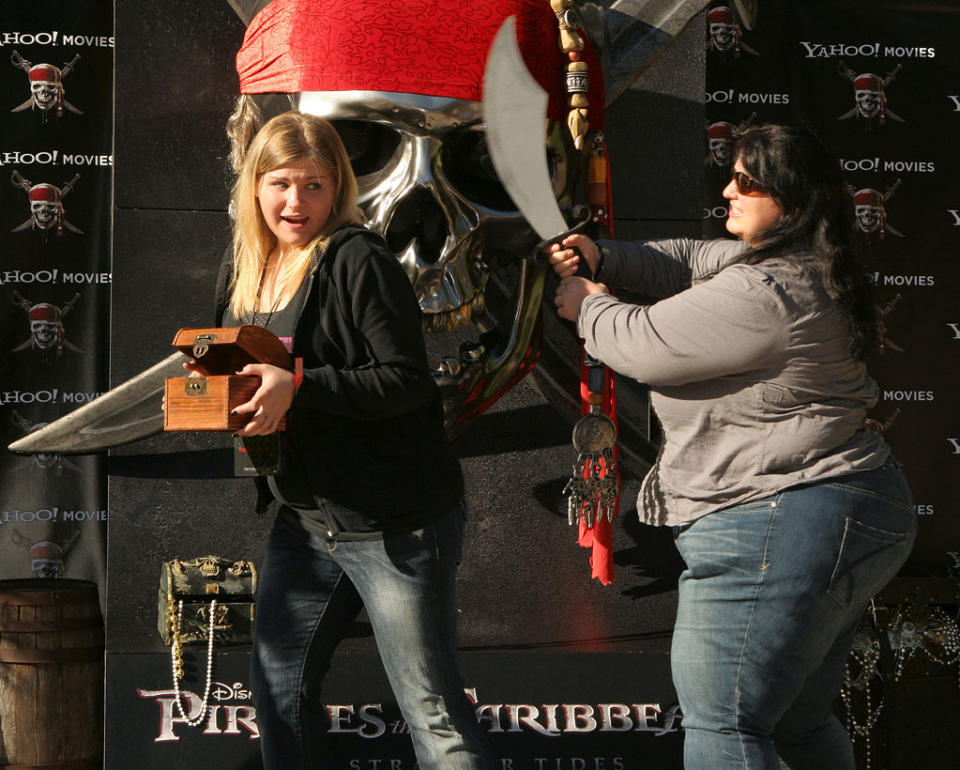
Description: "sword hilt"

(530, 205), (594, 267)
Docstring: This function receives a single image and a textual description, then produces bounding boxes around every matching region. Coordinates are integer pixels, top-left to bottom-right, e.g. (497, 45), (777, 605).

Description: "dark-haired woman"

(548, 123), (915, 769)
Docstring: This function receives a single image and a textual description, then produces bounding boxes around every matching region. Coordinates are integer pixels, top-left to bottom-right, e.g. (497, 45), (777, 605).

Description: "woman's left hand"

(232, 363), (296, 436)
(554, 276), (609, 321)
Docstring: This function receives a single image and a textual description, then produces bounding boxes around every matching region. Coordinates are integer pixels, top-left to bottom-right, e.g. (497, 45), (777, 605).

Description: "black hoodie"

(215, 226), (464, 538)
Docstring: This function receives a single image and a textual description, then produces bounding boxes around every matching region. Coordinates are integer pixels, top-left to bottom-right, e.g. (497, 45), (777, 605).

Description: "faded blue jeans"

(250, 504), (493, 770)
(671, 457), (916, 769)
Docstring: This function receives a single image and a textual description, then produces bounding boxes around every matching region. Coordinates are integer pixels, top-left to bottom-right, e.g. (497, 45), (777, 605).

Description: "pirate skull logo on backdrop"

(0, 3), (113, 589)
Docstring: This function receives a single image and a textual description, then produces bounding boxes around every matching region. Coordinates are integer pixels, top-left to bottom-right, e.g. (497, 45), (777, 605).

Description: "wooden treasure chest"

(163, 326), (291, 431)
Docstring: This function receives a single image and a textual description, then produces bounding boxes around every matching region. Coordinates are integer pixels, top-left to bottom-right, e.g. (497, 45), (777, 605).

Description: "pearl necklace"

(170, 598), (218, 727)
(840, 627), (883, 770)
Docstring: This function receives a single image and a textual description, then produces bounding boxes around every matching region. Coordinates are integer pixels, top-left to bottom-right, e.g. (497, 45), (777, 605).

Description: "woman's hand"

(232, 363), (296, 436)
(546, 234), (601, 280)
(554, 276), (609, 321)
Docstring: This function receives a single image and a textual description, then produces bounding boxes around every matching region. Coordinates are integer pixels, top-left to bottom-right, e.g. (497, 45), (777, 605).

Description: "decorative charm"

(564, 398), (618, 527)
(587, 131), (609, 228)
(888, 603), (960, 682)
(842, 592), (960, 769)
(550, 0), (590, 149)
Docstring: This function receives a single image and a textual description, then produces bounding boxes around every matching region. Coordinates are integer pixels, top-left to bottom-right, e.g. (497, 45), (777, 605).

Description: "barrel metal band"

(0, 617), (103, 633)
(0, 647), (103, 664)
(1, 759), (100, 770)
(0, 590), (98, 607)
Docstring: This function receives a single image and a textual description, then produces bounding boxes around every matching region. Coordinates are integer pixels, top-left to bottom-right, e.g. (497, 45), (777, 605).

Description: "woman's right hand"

(546, 234), (600, 280)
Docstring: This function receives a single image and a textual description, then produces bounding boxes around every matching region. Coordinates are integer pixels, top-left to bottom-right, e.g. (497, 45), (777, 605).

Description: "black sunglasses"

(730, 170), (766, 196)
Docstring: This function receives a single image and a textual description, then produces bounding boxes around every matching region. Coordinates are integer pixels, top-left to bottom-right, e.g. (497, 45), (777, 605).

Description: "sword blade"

(7, 352), (188, 454)
(483, 16), (568, 243)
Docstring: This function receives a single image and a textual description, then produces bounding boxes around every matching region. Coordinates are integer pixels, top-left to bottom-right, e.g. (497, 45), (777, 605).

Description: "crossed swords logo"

(10, 289), (82, 360)
(846, 178), (904, 241)
(9, 50), (83, 121)
(10, 170), (83, 239)
(838, 61), (904, 126)
(8, 527), (81, 579)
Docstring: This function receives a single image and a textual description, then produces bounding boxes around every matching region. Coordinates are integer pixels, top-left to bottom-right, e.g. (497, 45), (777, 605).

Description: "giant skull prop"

(286, 90), (574, 431)
(234, 0), (585, 436)
(228, 0), (712, 471)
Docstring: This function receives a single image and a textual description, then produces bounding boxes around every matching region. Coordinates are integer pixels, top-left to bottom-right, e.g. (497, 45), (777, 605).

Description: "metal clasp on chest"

(192, 332), (217, 359)
(184, 378), (208, 396)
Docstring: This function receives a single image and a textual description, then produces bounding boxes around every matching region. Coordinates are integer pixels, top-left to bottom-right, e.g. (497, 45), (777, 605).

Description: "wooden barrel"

(0, 580), (104, 770)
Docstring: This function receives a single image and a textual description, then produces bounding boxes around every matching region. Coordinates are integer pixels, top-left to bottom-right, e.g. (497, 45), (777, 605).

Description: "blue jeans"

(671, 457), (916, 769)
(250, 504), (493, 770)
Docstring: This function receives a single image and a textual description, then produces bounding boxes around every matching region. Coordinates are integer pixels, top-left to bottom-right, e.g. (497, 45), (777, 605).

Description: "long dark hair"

(730, 122), (875, 359)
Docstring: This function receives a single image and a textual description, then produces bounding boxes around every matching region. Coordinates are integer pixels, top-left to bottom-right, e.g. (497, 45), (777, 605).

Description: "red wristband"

(293, 357), (304, 390)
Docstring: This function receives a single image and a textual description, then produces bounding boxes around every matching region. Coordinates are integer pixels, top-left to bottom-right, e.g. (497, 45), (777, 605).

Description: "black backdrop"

(3, 0), (951, 768)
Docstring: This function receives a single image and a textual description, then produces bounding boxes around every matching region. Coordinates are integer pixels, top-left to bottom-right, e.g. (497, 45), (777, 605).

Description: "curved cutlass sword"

(483, 16), (575, 248)
(7, 352), (188, 455)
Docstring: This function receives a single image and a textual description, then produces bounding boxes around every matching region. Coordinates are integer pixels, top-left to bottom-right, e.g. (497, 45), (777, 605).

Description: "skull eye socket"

(440, 128), (515, 211)
(330, 120), (402, 178)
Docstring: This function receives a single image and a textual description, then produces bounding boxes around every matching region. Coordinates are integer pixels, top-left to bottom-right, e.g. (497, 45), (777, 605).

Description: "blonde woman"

(208, 109), (492, 769)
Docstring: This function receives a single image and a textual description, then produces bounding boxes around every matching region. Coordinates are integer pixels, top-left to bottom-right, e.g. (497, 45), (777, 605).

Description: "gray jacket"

(582, 237), (888, 526)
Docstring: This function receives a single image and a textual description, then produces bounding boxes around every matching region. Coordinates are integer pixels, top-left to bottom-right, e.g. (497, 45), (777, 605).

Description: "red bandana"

(236, 0), (603, 126)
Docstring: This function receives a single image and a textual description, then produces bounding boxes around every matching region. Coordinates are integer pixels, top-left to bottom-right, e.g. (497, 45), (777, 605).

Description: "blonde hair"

(228, 108), (363, 317)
